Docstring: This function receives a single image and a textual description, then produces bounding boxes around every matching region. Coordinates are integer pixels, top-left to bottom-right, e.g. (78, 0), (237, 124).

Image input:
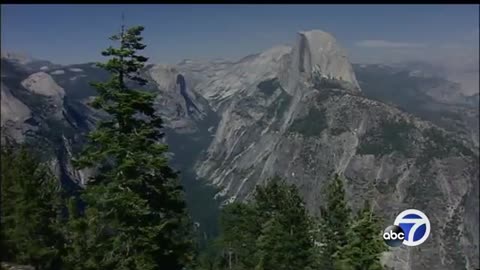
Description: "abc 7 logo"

(383, 225), (405, 247)
(383, 209), (431, 247)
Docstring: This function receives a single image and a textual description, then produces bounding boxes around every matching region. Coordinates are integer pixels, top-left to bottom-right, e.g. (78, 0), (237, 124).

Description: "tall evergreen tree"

(334, 201), (388, 270)
(215, 202), (260, 270)
(317, 173), (352, 270)
(0, 145), (64, 270)
(255, 215), (290, 270)
(254, 178), (316, 270)
(67, 24), (194, 270)
(210, 177), (316, 270)
(200, 202), (261, 270)
(194, 239), (223, 270)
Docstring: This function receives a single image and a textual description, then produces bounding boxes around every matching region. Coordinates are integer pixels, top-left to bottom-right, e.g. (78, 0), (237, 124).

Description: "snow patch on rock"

(69, 74), (87, 81)
(69, 68), (84, 72)
(50, 70), (65, 75)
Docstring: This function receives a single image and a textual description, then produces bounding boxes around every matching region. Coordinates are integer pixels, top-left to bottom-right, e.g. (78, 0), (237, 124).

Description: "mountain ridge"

(1, 29), (478, 270)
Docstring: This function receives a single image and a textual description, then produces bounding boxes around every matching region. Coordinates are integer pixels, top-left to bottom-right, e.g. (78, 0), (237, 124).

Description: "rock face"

(1, 83), (31, 125)
(147, 64), (208, 133)
(1, 57), (91, 188)
(175, 45), (292, 111)
(20, 72), (65, 120)
(1, 83), (32, 142)
(291, 30), (359, 89)
(21, 72), (65, 101)
(1, 29), (478, 270)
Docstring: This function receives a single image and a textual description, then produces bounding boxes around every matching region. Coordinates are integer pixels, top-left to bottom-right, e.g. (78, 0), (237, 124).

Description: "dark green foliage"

(199, 178), (316, 270)
(255, 216), (295, 270)
(316, 174), (352, 270)
(317, 175), (387, 270)
(219, 202), (261, 269)
(254, 179), (316, 270)
(289, 107), (328, 137)
(195, 202), (257, 270)
(1, 145), (65, 270)
(334, 201), (388, 270)
(357, 119), (414, 156)
(197, 176), (388, 270)
(194, 240), (225, 270)
(257, 78), (281, 96)
(66, 25), (195, 270)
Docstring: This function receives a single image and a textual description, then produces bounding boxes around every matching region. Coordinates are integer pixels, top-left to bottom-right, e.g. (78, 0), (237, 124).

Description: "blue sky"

(1, 4), (478, 65)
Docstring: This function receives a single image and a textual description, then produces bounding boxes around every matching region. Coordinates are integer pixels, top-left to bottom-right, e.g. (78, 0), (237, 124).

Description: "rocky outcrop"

(1, 83), (31, 125)
(1, 83), (32, 142)
(147, 64), (209, 133)
(21, 72), (65, 101)
(289, 30), (359, 90)
(20, 72), (65, 119)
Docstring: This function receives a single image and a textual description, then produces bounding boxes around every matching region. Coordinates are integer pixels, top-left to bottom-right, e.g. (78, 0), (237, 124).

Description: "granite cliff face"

(1, 82), (32, 142)
(292, 30), (359, 89)
(1, 30), (478, 270)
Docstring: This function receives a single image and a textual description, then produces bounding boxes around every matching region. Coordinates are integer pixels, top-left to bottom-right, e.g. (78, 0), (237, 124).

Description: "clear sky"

(1, 4), (479, 66)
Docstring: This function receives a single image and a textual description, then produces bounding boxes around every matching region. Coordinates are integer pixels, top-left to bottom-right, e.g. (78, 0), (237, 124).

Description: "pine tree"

(209, 177), (316, 270)
(317, 173), (352, 270)
(195, 239), (223, 270)
(217, 202), (260, 270)
(255, 215), (290, 270)
(334, 201), (388, 270)
(68, 24), (194, 270)
(254, 178), (316, 270)
(62, 197), (100, 270)
(0, 145), (64, 270)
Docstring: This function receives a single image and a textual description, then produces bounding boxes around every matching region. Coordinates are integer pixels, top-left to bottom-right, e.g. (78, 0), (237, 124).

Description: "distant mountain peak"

(289, 29), (360, 91)
(1, 50), (35, 65)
